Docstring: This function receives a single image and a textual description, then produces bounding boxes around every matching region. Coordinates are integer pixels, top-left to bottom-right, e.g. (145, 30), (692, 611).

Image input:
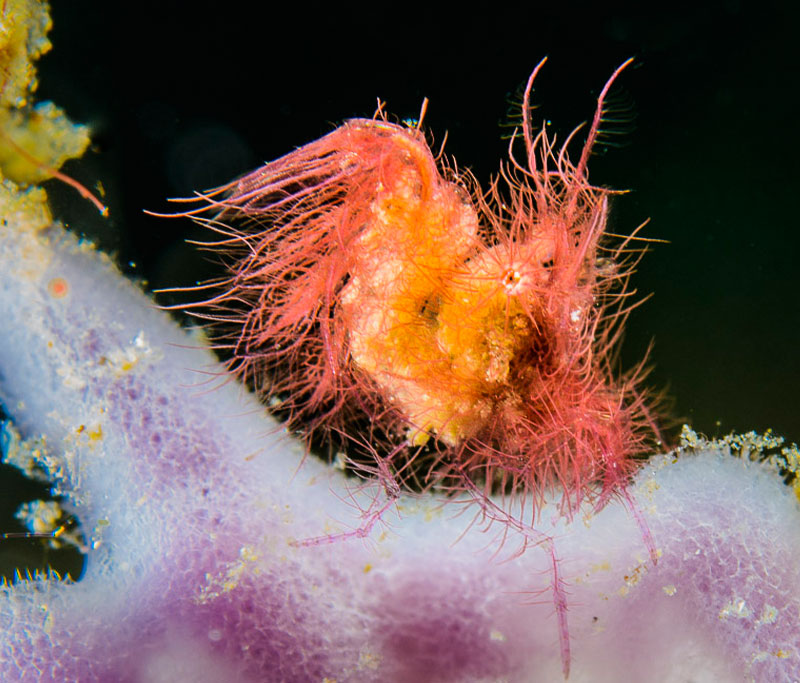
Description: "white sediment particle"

(105, 331), (161, 374)
(195, 545), (260, 604)
(719, 598), (752, 620)
(755, 604), (779, 626)
(357, 650), (381, 671)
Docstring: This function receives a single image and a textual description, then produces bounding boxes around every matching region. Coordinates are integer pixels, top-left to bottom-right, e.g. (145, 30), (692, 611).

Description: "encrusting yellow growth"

(0, 101), (90, 185)
(0, 175), (51, 229)
(0, 0), (51, 109)
(0, 0), (90, 186)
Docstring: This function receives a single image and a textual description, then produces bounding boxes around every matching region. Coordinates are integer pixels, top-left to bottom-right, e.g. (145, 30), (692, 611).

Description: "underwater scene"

(1, 1), (798, 681)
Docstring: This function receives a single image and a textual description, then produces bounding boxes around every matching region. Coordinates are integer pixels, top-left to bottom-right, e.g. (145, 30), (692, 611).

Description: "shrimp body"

(165, 59), (661, 680)
(174, 59), (657, 518)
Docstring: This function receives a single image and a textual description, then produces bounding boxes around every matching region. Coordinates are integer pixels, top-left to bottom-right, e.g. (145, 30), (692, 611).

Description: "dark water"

(2, 0), (798, 579)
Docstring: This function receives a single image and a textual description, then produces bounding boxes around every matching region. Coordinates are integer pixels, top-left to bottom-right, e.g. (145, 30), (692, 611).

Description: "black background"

(2, 0), (799, 579)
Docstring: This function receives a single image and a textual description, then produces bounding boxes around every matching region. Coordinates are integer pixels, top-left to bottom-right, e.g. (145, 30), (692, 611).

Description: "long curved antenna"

(522, 57), (549, 165)
(574, 57), (635, 181)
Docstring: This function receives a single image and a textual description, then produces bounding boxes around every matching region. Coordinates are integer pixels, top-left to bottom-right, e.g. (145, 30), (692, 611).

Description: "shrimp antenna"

(574, 57), (635, 180)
